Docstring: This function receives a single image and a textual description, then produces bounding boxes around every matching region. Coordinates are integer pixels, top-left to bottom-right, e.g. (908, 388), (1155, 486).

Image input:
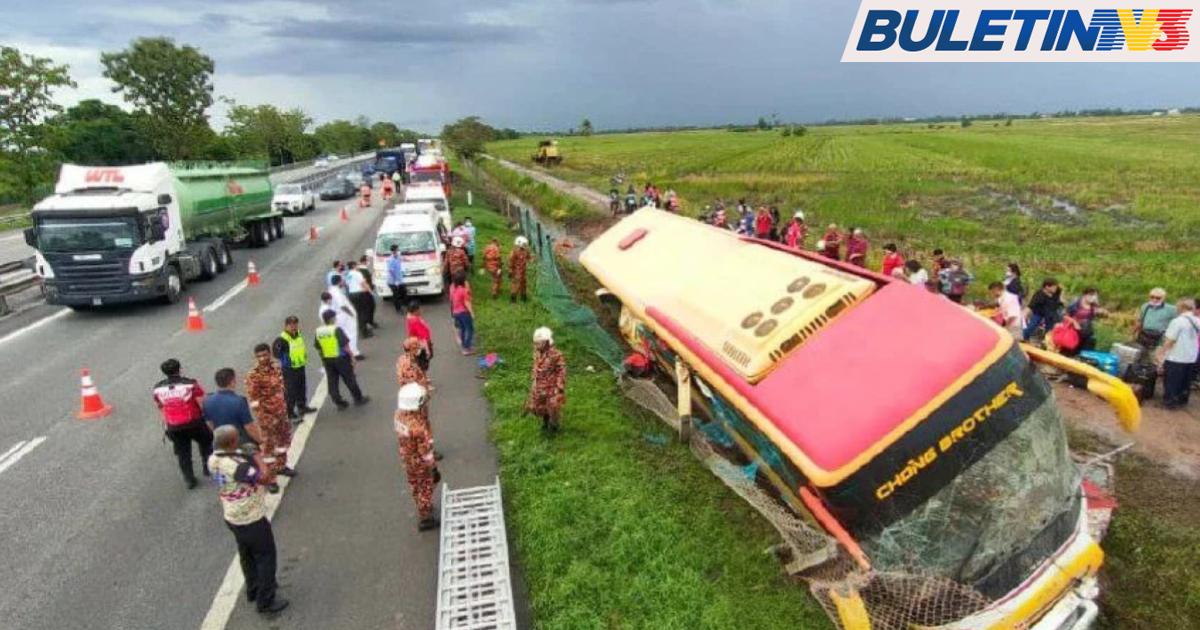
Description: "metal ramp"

(436, 478), (517, 630)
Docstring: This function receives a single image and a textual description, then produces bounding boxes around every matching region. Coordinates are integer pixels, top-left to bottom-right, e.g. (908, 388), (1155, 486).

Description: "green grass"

(489, 116), (1200, 324)
(477, 158), (602, 226)
(451, 172), (830, 629)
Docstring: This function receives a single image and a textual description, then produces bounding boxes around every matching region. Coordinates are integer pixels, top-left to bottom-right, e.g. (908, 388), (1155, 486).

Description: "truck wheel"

(251, 221), (268, 248)
(162, 266), (183, 304)
(215, 242), (231, 272)
(273, 217), (285, 239)
(199, 247), (219, 281)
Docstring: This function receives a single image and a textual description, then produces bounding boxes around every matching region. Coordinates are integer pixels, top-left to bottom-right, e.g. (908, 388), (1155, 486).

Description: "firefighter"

(509, 236), (531, 302)
(482, 237), (503, 297)
(526, 327), (566, 433)
(245, 343), (296, 490)
(358, 182), (372, 208)
(444, 236), (470, 281)
(381, 173), (396, 201)
(394, 383), (439, 531)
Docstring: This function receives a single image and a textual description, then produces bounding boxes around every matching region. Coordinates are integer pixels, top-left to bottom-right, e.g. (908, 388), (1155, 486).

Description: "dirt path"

(483, 157), (1200, 481)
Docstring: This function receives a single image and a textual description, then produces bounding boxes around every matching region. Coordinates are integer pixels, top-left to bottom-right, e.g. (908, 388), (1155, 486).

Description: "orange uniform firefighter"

(482, 238), (503, 297)
(509, 236), (531, 302)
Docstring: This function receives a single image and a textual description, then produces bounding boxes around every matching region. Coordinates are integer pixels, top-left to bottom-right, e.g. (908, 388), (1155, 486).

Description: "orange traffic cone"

(340, 207), (350, 222)
(77, 368), (113, 420)
(247, 261), (260, 286)
(185, 296), (206, 332)
(308, 224), (319, 242)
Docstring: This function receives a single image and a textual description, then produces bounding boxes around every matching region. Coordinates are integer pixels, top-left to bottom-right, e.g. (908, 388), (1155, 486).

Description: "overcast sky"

(4, 0), (1198, 133)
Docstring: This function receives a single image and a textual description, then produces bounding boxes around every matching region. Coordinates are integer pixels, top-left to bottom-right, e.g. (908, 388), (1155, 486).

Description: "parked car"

(343, 171), (365, 187)
(319, 178), (356, 200)
(272, 183), (316, 215)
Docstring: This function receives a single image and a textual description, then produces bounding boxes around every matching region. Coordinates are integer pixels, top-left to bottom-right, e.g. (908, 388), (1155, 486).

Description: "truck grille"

(47, 256), (130, 295)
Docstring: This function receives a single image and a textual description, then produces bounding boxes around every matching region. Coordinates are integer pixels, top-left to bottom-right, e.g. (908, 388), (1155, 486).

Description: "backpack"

(1051, 322), (1080, 352)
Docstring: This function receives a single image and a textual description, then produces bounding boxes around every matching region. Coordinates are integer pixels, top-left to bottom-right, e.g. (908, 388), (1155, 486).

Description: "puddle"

(1051, 198), (1081, 216)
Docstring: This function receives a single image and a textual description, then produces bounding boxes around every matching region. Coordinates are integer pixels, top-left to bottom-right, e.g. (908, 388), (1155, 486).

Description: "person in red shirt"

(449, 274), (475, 355)
(881, 243), (905, 278)
(784, 210), (807, 249)
(405, 301), (433, 371)
(845, 228), (869, 267)
(820, 224), (842, 260)
(754, 206), (773, 239)
(152, 358), (214, 489)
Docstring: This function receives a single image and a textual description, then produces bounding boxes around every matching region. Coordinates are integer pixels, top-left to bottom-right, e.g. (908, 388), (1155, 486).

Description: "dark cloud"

(265, 19), (530, 44)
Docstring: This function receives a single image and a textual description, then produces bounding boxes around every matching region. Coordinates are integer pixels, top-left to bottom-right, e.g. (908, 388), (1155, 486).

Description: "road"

(0, 188), (527, 628)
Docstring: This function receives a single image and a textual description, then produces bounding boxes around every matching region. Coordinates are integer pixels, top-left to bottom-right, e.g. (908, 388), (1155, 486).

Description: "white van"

(372, 212), (447, 298)
(403, 182), (451, 231)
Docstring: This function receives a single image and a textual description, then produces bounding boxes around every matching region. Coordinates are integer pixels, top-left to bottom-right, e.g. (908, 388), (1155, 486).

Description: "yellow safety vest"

(280, 331), (307, 368)
(315, 325), (341, 359)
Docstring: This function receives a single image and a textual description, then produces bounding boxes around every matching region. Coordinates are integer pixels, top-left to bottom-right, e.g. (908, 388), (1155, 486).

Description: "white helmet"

(397, 383), (426, 411)
(793, 210), (805, 221)
(452, 236), (465, 248)
(533, 327), (554, 344)
(815, 239), (826, 251)
(515, 236), (529, 248)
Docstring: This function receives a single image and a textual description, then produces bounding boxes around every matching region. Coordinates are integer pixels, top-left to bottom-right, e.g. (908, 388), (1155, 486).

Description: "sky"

(3, 0), (1198, 133)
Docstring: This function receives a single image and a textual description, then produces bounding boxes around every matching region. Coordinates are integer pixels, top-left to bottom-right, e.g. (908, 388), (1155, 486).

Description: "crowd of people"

(146, 226), (571, 617)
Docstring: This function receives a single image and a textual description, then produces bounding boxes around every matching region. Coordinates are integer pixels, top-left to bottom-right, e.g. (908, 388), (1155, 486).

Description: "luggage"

(1123, 362), (1158, 402)
(1110, 342), (1144, 376)
(1078, 351), (1120, 377)
(1051, 323), (1080, 352)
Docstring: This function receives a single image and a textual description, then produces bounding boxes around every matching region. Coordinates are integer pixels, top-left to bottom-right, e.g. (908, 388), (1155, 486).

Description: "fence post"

(536, 221), (544, 254)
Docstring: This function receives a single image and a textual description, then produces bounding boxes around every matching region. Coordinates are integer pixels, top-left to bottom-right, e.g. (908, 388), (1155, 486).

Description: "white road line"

(199, 376), (329, 630)
(202, 280), (250, 314)
(0, 308), (69, 347)
(0, 436), (47, 476)
(0, 441), (27, 467)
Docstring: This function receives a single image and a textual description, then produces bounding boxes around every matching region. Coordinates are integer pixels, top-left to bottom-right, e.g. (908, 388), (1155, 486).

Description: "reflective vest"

(315, 325), (341, 359)
(280, 330), (307, 368)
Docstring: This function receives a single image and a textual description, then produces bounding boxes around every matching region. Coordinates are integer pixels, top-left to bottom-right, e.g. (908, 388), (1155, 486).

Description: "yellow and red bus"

(580, 208), (1139, 630)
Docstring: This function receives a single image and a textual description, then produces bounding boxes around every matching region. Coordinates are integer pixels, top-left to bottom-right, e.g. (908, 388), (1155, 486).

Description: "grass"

(476, 158), (602, 226)
(450, 171), (831, 629)
(488, 116), (1200, 325)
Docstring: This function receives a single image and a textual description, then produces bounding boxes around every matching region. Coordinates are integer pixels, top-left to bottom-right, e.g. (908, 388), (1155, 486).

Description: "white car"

(272, 183), (316, 215)
(373, 212), (447, 298)
(314, 158), (329, 168)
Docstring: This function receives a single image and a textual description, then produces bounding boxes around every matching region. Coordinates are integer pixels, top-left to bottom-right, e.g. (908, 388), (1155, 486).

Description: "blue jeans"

(1023, 312), (1057, 341)
(453, 312), (474, 350)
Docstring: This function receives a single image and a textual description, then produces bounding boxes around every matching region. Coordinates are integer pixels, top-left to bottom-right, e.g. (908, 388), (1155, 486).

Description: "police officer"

(272, 316), (318, 422)
(315, 310), (370, 410)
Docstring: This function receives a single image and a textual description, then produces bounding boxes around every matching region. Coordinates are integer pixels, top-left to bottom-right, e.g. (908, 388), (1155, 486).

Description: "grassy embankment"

(488, 116), (1200, 327)
(465, 157), (1200, 630)
(450, 170), (830, 628)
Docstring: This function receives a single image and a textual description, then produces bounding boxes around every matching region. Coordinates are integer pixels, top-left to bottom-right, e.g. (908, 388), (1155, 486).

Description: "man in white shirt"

(320, 278), (361, 359)
(990, 282), (1025, 339)
(1158, 298), (1200, 410)
(343, 261), (374, 339)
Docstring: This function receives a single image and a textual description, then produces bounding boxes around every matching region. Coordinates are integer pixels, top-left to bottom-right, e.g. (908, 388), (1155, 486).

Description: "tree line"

(0, 38), (421, 206)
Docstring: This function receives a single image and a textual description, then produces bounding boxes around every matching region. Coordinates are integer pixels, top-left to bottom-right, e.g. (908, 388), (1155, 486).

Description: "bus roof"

(581, 209), (1010, 485)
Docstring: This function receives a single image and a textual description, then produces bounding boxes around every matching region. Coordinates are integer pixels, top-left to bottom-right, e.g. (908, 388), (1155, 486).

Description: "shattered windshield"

(860, 397), (1079, 588)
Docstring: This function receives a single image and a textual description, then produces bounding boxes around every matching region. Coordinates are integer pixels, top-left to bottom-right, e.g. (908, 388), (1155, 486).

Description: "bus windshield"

(36, 216), (141, 253)
(859, 397), (1079, 594)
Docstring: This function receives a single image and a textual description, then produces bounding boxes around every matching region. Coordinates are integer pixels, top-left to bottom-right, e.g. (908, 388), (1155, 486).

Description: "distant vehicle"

(342, 171), (365, 187)
(327, 154), (340, 161)
(409, 154), (452, 198)
(417, 138), (439, 155)
(532, 139), (562, 165)
(319, 178), (356, 201)
(403, 183), (451, 231)
(361, 161), (377, 181)
(373, 211), (447, 298)
(272, 183), (316, 215)
(26, 162), (284, 307)
(374, 153), (402, 179)
(314, 157), (330, 168)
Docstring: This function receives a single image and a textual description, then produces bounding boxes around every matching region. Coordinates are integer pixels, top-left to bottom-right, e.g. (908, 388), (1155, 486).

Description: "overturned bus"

(579, 208), (1139, 630)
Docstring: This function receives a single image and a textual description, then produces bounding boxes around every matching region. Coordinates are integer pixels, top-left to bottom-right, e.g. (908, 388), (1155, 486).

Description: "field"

(488, 116), (1200, 322)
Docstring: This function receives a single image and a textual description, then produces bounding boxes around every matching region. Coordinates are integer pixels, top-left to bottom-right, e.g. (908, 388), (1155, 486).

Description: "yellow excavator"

(532, 140), (563, 166)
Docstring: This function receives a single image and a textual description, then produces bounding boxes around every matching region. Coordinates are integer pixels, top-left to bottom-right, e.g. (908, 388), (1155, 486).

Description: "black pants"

(166, 422), (213, 482)
(227, 518), (278, 610)
(322, 357), (364, 405)
(348, 293), (372, 335)
(282, 367), (307, 417)
(389, 284), (408, 311)
(1163, 360), (1196, 408)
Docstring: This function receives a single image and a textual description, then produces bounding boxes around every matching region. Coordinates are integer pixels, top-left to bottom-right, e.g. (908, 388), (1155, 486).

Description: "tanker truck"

(24, 162), (284, 308)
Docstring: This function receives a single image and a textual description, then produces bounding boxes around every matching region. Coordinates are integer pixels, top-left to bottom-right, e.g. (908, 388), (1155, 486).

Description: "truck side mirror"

(158, 194), (173, 206)
(23, 227), (37, 248)
(150, 224), (167, 241)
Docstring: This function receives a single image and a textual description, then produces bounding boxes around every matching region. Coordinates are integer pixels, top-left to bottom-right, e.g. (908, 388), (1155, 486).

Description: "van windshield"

(377, 231), (437, 254)
(276, 184), (301, 195)
(36, 216), (140, 252)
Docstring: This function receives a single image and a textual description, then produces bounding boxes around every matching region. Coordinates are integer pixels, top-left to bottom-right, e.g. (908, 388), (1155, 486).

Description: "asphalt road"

(0, 188), (526, 629)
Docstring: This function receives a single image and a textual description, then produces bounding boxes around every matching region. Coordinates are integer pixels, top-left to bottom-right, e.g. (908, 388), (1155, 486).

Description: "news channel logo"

(843, 1), (1197, 61)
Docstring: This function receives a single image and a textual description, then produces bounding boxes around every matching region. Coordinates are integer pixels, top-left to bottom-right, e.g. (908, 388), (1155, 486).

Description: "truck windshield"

(36, 217), (140, 253)
(276, 185), (301, 195)
(859, 397), (1079, 591)
(376, 232), (436, 254)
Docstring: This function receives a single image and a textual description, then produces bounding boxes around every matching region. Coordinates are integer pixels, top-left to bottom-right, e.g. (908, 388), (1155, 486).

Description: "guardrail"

(0, 260), (39, 316)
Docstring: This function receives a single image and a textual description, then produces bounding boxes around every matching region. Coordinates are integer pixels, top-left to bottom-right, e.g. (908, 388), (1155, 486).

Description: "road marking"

(0, 308), (69, 347)
(199, 376), (329, 630)
(0, 436), (46, 476)
(0, 441), (26, 465)
(202, 280), (249, 314)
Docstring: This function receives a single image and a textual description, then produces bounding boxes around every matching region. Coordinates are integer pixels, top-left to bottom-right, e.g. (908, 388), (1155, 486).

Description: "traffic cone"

(77, 368), (113, 420)
(185, 296), (206, 332)
(308, 224), (319, 242)
(247, 261), (260, 286)
(340, 207), (350, 222)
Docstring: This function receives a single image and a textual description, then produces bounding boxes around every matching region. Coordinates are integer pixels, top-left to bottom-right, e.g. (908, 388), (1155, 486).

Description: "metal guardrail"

(435, 479), (517, 630)
(0, 260), (40, 316)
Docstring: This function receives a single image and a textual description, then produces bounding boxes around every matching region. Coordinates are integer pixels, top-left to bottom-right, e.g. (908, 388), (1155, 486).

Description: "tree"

(579, 118), (594, 136)
(45, 99), (153, 165)
(756, 116), (771, 131)
(960, 116), (973, 128)
(101, 37), (214, 160)
(315, 119), (371, 155)
(223, 100), (314, 165)
(0, 46), (75, 204)
(440, 116), (498, 158)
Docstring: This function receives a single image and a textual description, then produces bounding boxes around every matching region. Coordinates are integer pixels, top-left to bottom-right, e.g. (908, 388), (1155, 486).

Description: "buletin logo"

(843, 0), (1198, 61)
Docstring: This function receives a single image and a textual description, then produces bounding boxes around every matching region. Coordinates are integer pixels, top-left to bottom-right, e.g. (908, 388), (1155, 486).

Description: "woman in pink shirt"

(449, 274), (475, 355)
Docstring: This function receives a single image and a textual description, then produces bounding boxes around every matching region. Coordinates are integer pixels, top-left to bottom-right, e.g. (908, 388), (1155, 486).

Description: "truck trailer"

(25, 162), (284, 308)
